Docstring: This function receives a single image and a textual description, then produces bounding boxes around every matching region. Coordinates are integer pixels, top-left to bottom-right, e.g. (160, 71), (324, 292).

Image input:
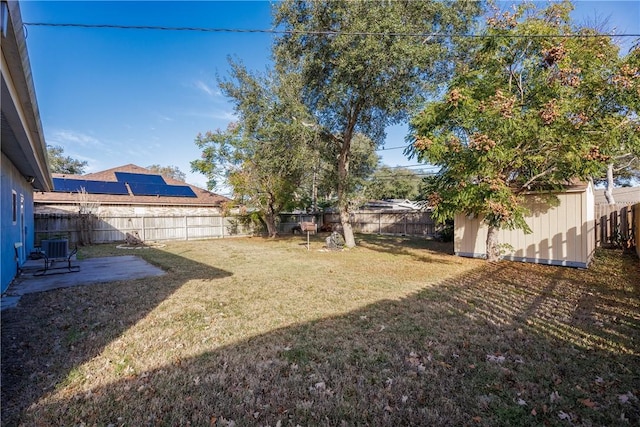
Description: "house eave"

(0, 0), (51, 191)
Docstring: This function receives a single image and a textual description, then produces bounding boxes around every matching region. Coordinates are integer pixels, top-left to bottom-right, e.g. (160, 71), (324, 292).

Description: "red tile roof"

(35, 164), (229, 206)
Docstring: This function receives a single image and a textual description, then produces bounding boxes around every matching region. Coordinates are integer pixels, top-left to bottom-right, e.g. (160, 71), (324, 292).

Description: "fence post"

(404, 213), (408, 236)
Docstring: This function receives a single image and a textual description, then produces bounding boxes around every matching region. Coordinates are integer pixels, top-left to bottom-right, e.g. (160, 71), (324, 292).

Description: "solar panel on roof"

(115, 172), (166, 185)
(163, 185), (197, 197)
(52, 178), (129, 195)
(83, 181), (129, 195)
(129, 182), (197, 197)
(53, 178), (81, 192)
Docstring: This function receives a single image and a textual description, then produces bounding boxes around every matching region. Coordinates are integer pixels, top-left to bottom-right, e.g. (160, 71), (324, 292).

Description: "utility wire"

(22, 22), (640, 39)
(376, 144), (411, 151)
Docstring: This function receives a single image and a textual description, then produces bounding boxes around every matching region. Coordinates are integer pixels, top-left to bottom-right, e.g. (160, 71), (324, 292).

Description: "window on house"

(12, 190), (17, 223)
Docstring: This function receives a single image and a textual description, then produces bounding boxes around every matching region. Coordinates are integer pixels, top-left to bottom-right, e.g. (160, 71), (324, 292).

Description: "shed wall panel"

(455, 185), (594, 268)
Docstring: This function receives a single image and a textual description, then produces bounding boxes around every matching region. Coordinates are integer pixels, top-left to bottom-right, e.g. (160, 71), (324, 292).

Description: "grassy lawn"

(2, 234), (638, 426)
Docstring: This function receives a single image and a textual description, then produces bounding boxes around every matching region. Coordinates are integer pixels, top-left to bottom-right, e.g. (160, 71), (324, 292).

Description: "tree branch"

(518, 167), (557, 192)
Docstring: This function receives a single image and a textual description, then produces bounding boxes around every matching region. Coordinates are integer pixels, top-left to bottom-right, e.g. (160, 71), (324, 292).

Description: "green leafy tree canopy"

(365, 166), (422, 201)
(47, 145), (88, 175)
(409, 1), (640, 260)
(274, 0), (481, 247)
(191, 61), (315, 237)
(146, 165), (186, 182)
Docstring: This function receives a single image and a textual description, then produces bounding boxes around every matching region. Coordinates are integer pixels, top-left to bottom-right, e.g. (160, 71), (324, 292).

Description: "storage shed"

(454, 182), (595, 268)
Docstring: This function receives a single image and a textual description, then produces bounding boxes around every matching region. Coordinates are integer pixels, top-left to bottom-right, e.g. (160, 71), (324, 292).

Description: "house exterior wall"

(454, 184), (595, 268)
(1, 152), (35, 292)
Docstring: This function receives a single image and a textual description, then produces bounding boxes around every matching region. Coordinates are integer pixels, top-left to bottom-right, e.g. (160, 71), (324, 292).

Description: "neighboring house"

(361, 199), (423, 211)
(35, 164), (228, 215)
(455, 182), (596, 268)
(34, 164), (231, 243)
(1, 0), (53, 292)
(594, 186), (640, 206)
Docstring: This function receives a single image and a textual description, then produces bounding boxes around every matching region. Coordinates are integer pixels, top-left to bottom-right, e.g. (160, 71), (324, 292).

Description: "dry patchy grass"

(1, 235), (638, 426)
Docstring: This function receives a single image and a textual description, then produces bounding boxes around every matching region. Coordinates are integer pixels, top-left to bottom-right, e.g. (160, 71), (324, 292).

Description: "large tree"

(191, 61), (314, 237)
(409, 1), (640, 261)
(274, 0), (481, 247)
(47, 145), (88, 174)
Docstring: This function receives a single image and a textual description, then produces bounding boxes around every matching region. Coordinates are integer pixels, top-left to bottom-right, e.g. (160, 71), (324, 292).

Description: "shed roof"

(34, 164), (228, 206)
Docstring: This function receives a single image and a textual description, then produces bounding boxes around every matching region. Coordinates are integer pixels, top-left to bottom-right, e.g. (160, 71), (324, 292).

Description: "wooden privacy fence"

(34, 213), (252, 246)
(595, 203), (637, 249)
(322, 210), (436, 237)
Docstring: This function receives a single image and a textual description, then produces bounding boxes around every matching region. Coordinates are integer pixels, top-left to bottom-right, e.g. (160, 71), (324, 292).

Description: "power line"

(376, 144), (411, 151)
(22, 22), (640, 39)
(381, 164), (438, 170)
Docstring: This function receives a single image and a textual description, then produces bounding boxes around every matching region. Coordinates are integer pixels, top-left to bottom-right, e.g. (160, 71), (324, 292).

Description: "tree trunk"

(337, 160), (356, 248)
(264, 213), (278, 238)
(604, 162), (615, 205)
(339, 208), (355, 248)
(336, 116), (357, 248)
(264, 203), (278, 238)
(486, 225), (500, 262)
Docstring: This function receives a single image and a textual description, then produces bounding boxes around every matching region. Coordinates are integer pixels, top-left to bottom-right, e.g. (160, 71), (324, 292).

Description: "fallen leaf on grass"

(580, 398), (596, 408)
(550, 391), (560, 403)
(472, 416), (482, 423)
(531, 408), (537, 416)
(516, 398), (527, 406)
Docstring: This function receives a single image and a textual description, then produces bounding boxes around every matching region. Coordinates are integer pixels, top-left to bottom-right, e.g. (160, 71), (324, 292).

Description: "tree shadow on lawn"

(354, 233), (456, 261)
(1, 249), (232, 426)
(8, 251), (639, 426)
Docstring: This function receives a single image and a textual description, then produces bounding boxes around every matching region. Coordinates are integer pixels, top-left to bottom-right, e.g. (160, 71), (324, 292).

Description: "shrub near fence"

(34, 213), (251, 246)
(595, 204), (636, 249)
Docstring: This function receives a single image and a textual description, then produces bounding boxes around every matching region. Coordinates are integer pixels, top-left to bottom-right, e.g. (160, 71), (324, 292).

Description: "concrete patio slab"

(1, 256), (166, 311)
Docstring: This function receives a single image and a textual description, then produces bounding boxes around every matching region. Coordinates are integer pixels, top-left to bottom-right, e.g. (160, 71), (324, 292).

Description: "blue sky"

(19, 0), (640, 192)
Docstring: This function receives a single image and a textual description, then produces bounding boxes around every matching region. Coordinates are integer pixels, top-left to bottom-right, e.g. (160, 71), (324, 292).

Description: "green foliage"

(365, 166), (422, 201)
(47, 145), (88, 175)
(410, 1), (640, 246)
(274, 0), (481, 246)
(191, 61), (315, 236)
(146, 164), (186, 182)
